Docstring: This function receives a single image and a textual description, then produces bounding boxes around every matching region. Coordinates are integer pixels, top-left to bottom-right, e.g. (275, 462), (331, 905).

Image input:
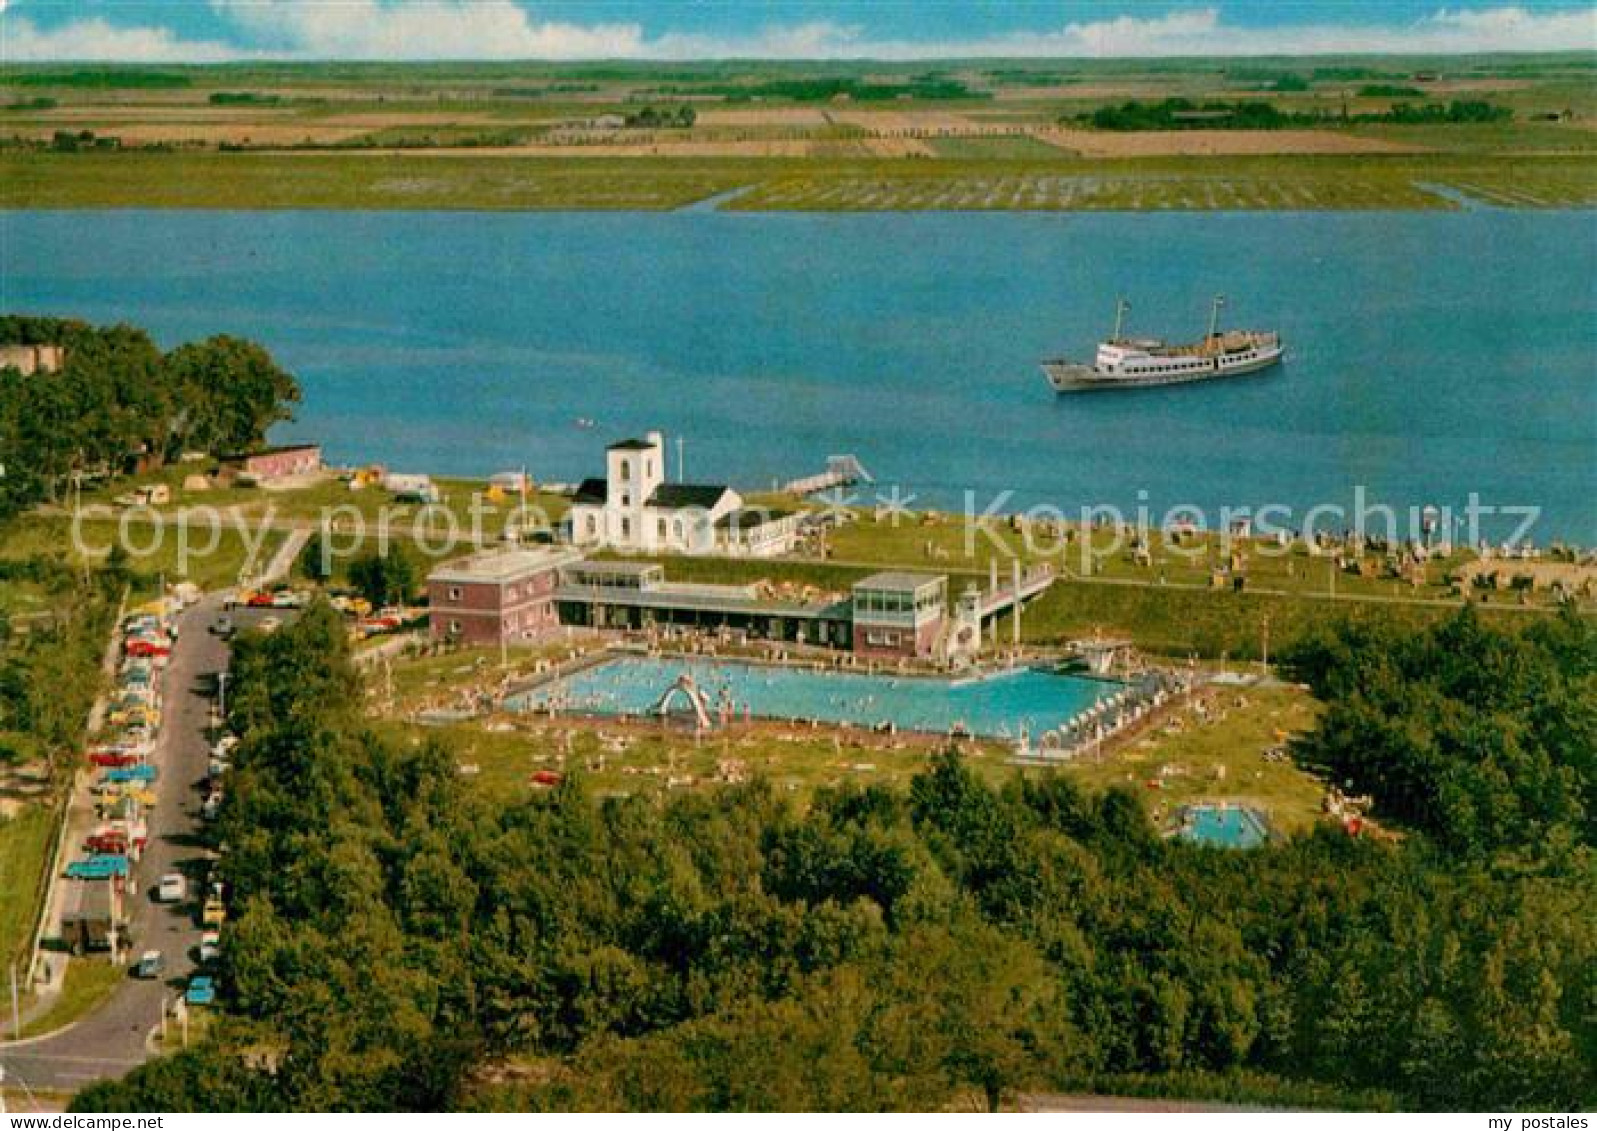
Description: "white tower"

(604, 431), (665, 549)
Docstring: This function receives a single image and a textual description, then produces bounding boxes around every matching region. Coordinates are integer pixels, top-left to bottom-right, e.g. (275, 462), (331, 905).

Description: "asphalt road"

(1, 595), (242, 1093)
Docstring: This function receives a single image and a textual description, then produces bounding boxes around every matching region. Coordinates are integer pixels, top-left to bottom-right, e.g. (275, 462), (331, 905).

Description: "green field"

(0, 802), (56, 970)
(8, 150), (1595, 212)
(4, 55), (1594, 212)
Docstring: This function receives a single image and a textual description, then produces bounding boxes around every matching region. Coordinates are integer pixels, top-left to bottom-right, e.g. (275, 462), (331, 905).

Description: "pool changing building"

(428, 550), (1054, 661)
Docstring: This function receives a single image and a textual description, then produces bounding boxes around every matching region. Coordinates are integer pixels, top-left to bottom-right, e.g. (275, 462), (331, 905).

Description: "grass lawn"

(387, 715), (1012, 808)
(0, 516), (284, 598)
(17, 957), (125, 1040)
(0, 802), (57, 971)
(589, 545), (1545, 661)
(370, 639), (596, 715)
(1060, 682), (1326, 835)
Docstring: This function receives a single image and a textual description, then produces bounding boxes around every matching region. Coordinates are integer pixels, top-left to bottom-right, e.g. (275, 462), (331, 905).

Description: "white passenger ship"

(1043, 297), (1283, 392)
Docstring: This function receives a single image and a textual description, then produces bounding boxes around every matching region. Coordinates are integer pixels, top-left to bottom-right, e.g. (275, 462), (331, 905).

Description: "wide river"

(4, 208), (1593, 542)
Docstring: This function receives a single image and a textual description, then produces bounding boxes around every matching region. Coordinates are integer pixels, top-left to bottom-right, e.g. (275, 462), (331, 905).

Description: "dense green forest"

(0, 556), (123, 778)
(73, 603), (1595, 1112)
(0, 315), (300, 518)
(1288, 606), (1595, 857)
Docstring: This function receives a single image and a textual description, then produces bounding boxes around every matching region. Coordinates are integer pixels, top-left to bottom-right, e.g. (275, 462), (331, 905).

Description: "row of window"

(854, 589), (940, 616)
(1126, 350), (1258, 376)
(583, 513), (693, 541)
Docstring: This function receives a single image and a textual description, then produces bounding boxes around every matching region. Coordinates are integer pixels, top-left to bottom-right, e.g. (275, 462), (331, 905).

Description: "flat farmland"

(731, 163), (1451, 211)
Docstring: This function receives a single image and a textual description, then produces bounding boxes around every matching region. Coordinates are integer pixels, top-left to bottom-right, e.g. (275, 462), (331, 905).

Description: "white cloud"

(208, 0), (644, 61)
(1, 15), (243, 62)
(0, 3), (1593, 63)
(654, 6), (1597, 59)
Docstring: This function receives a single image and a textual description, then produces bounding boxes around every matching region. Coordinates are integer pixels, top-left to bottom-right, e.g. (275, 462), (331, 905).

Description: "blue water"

(509, 655), (1117, 738)
(3, 208), (1593, 541)
(1179, 804), (1270, 849)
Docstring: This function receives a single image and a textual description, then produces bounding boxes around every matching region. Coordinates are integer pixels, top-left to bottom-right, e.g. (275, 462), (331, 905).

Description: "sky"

(1, 1), (1594, 62)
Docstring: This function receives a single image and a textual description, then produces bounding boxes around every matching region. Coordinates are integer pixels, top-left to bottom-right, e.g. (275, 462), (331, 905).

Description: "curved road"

(1, 596), (232, 1093)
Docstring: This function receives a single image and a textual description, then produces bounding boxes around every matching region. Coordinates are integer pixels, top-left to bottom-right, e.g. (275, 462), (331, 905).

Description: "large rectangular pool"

(509, 655), (1121, 740)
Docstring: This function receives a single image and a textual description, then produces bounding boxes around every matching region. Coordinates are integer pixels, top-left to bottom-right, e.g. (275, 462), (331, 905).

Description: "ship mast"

(1111, 298), (1130, 342)
(1208, 294), (1226, 340)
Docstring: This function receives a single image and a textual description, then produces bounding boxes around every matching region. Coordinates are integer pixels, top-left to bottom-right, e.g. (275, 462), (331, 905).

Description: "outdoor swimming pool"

(1177, 805), (1271, 849)
(509, 655), (1121, 739)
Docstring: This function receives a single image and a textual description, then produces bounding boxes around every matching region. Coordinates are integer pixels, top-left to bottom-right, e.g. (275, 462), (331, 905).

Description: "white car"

(199, 931), (221, 965)
(156, 872), (187, 903)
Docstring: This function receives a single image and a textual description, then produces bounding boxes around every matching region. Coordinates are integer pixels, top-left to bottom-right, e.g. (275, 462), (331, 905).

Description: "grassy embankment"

(0, 514), (284, 599)
(0, 803), (57, 973)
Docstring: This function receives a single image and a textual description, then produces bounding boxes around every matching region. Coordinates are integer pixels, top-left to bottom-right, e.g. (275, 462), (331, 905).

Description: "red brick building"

(428, 548), (583, 646)
(850, 572), (948, 660)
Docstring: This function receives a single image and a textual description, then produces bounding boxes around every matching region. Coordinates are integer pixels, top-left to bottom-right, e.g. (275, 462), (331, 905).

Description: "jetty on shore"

(780, 454), (873, 497)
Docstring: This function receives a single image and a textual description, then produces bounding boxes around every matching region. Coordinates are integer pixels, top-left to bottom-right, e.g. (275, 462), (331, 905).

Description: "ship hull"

(1043, 344), (1283, 392)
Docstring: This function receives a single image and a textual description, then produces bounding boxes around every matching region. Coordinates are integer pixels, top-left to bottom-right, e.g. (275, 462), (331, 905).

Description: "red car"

(89, 748), (144, 768)
(85, 830), (128, 855)
(124, 638), (170, 658)
(247, 592), (277, 608)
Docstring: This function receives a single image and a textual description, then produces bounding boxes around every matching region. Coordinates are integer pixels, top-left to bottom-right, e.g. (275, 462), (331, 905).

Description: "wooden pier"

(780, 454), (873, 496)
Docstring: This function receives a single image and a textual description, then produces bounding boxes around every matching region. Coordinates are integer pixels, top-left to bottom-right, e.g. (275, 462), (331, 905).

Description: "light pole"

(217, 671), (228, 719)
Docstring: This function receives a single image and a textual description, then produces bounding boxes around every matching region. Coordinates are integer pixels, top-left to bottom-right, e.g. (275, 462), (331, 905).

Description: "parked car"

(156, 872), (187, 903)
(199, 931), (221, 965)
(212, 615), (234, 638)
(104, 765), (158, 785)
(202, 894), (227, 928)
(134, 949), (165, 979)
(201, 791), (224, 822)
(89, 748), (144, 768)
(184, 975), (216, 1007)
(67, 854), (131, 881)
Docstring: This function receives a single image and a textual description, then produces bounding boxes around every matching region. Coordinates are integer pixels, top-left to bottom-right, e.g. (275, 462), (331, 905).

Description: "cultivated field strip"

(731, 172), (1452, 211)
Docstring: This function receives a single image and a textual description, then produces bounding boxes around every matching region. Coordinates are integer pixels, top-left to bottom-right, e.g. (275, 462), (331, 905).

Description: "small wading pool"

(508, 655), (1122, 739)
(1177, 805), (1270, 849)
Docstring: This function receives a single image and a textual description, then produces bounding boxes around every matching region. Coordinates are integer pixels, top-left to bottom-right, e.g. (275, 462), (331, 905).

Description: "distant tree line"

(6, 69), (192, 89)
(622, 105), (697, 129)
(659, 76), (984, 103)
(0, 316), (300, 518)
(72, 603), (1596, 1112)
(208, 92), (284, 106)
(1075, 97), (1511, 131)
